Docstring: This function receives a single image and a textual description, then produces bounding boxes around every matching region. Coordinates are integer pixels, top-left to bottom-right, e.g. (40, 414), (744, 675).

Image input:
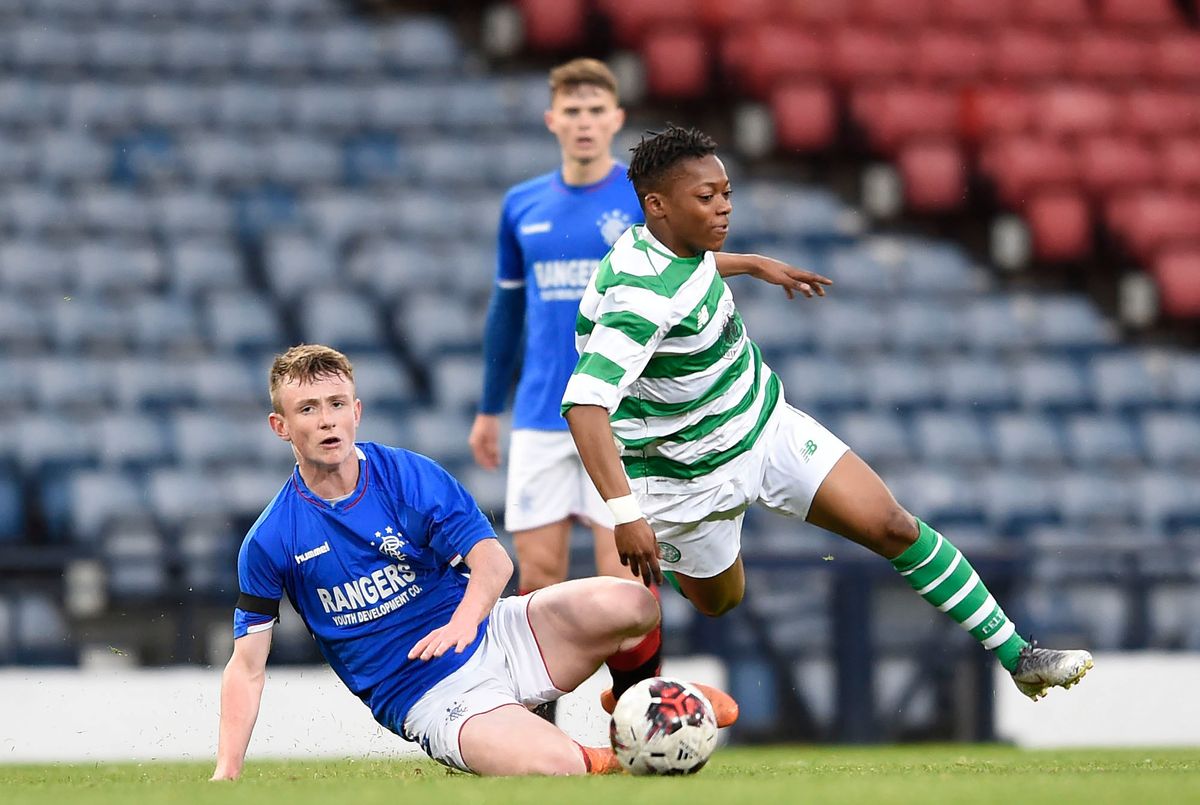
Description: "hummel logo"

(295, 541), (330, 564)
(520, 221), (552, 235)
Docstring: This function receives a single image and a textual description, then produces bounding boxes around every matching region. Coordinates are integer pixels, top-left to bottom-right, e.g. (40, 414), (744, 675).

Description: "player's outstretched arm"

(564, 404), (662, 586)
(714, 253), (832, 299)
(211, 628), (273, 781)
(409, 538), (513, 661)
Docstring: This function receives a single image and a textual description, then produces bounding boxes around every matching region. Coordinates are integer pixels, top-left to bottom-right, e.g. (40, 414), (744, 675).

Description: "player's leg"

(777, 406), (1092, 697)
(457, 704), (605, 776)
(512, 522), (571, 592)
(505, 430), (581, 594)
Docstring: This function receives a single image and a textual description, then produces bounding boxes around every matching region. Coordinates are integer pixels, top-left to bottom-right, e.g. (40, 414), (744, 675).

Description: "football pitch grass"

(4, 746), (1199, 805)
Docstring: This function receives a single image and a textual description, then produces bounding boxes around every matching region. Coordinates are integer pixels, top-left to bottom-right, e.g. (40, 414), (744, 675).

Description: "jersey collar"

(291, 445), (370, 512)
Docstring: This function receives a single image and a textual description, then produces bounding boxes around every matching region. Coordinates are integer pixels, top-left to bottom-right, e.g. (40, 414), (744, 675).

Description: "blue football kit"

(480, 163), (643, 430)
(233, 442), (497, 733)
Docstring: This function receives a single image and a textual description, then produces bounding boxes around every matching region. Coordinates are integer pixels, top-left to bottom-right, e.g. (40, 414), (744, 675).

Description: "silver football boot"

(1011, 641), (1094, 701)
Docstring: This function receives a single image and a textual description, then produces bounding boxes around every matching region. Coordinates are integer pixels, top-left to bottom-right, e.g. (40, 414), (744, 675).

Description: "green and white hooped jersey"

(561, 225), (781, 492)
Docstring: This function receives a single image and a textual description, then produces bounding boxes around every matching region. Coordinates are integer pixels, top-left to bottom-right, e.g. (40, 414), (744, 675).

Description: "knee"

(877, 506), (918, 556)
(692, 587), (743, 618)
(516, 557), (565, 592)
(522, 744), (587, 776)
(613, 580), (661, 634)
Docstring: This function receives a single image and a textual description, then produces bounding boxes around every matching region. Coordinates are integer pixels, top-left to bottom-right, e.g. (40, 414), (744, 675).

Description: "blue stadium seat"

(1058, 471), (1139, 530)
(234, 185), (302, 238)
(67, 470), (149, 543)
(0, 131), (33, 182)
(884, 466), (985, 527)
(64, 82), (140, 130)
(990, 412), (1066, 469)
(112, 130), (184, 185)
(431, 355), (486, 413)
(836, 411), (911, 467)
(204, 292), (286, 353)
(888, 298), (964, 353)
(345, 133), (410, 186)
(980, 470), (1061, 535)
(184, 135), (264, 187)
(1063, 413), (1143, 469)
(34, 358), (113, 411)
(89, 26), (160, 74)
(380, 17), (463, 73)
(961, 296), (1033, 353)
(290, 85), (368, 132)
(153, 189), (232, 237)
(163, 28), (243, 75)
(298, 290), (385, 351)
(49, 298), (131, 353)
(863, 356), (940, 411)
(76, 187), (154, 237)
(169, 239), (245, 294)
(305, 192), (386, 244)
(455, 192), (503, 241)
(188, 357), (263, 410)
(825, 241), (898, 297)
(736, 295), (816, 357)
(94, 414), (171, 471)
(1148, 586), (1200, 649)
(1089, 351), (1168, 411)
(353, 412), (410, 449)
(314, 25), (384, 75)
(405, 408), (474, 467)
(899, 239), (982, 297)
(129, 297), (205, 353)
(490, 138), (560, 187)
(138, 82), (214, 130)
(1032, 295), (1116, 353)
(775, 356), (868, 412)
(1139, 472), (1200, 535)
(395, 292), (481, 361)
(263, 234), (337, 300)
(1014, 356), (1092, 412)
(0, 79), (64, 129)
(0, 240), (69, 294)
(458, 465), (506, 518)
(810, 299), (888, 355)
(213, 83), (287, 130)
(243, 28), (313, 76)
(263, 133), (343, 187)
(148, 467), (233, 525)
(938, 356), (1018, 411)
(71, 241), (163, 293)
(13, 594), (69, 656)
(365, 83), (442, 130)
(388, 189), (465, 239)
(0, 297), (50, 352)
(0, 356), (35, 413)
(13, 24), (84, 73)
(1141, 412), (1200, 468)
(179, 520), (240, 594)
(219, 468), (290, 520)
(913, 411), (991, 466)
(3, 186), (77, 237)
(1167, 353), (1200, 408)
(411, 139), (494, 186)
(344, 237), (433, 300)
(111, 357), (188, 410)
(173, 412), (265, 468)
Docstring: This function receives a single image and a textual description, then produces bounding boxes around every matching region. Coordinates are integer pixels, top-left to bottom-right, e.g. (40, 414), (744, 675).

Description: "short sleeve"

(408, 454), (496, 566)
(234, 535), (283, 638)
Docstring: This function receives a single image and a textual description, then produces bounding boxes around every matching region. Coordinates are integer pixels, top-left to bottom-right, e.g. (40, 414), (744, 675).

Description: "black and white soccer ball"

(608, 677), (718, 775)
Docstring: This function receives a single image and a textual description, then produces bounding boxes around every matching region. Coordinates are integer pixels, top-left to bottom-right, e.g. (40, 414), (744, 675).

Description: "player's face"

(656, 155), (732, 256)
(545, 85), (624, 165)
(268, 373), (362, 471)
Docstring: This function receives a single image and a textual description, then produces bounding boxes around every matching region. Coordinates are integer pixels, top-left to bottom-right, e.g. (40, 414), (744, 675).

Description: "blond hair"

(549, 58), (619, 102)
(268, 344), (355, 414)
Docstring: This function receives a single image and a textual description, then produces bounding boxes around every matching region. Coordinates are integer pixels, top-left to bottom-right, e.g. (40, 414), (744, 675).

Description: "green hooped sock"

(890, 520), (1029, 672)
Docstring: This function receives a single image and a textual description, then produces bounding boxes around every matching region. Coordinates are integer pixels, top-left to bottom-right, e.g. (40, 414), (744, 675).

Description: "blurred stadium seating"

(1, 0), (1198, 703)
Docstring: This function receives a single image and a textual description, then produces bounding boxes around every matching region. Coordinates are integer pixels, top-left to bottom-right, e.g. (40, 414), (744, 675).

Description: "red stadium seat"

(698, 0), (778, 31)
(1067, 32), (1148, 84)
(831, 28), (909, 84)
(1150, 34), (1200, 85)
(641, 29), (709, 99)
(731, 25), (828, 98)
(857, 0), (932, 27)
(1097, 0), (1181, 29)
(899, 140), (967, 211)
(1153, 249), (1200, 318)
(598, 0), (694, 47)
(911, 30), (989, 85)
(517, 0), (587, 51)
(1106, 191), (1200, 260)
(779, 0), (856, 27)
(961, 86), (1037, 142)
(936, 0), (1013, 28)
(1159, 138), (1200, 190)
(1120, 90), (1200, 138)
(1036, 85), (1118, 138)
(771, 82), (837, 151)
(981, 136), (1079, 207)
(990, 29), (1067, 83)
(1078, 135), (1159, 196)
(1011, 0), (1091, 27)
(855, 86), (959, 153)
(1026, 191), (1092, 261)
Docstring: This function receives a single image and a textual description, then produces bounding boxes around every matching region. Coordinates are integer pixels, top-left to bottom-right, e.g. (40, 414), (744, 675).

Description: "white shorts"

(505, 429), (613, 532)
(401, 593), (563, 772)
(640, 403), (849, 579)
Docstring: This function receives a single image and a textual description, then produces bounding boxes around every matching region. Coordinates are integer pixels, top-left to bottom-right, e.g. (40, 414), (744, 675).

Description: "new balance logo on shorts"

(801, 440), (818, 463)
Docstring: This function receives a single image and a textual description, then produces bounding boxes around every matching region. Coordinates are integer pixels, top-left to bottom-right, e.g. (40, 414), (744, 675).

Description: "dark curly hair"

(627, 124), (718, 202)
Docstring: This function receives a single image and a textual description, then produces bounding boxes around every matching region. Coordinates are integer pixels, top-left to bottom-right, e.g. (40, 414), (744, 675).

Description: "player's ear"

(353, 398), (362, 425)
(543, 107), (555, 133)
(268, 411), (290, 442)
(613, 105), (626, 131)
(643, 190), (667, 220)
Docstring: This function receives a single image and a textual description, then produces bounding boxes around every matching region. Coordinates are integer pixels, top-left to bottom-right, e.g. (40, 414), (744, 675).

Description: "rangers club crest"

(373, 525), (407, 559)
(598, 209), (633, 246)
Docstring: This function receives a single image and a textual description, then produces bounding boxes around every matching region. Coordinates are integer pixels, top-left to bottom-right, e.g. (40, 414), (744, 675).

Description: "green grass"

(4, 746), (1199, 805)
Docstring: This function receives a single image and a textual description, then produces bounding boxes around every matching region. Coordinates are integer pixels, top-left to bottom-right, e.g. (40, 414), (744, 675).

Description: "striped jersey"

(561, 225), (781, 492)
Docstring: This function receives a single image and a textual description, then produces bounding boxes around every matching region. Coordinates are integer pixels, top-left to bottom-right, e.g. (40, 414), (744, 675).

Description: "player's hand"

(615, 520), (663, 587)
(409, 616), (480, 661)
(751, 255), (832, 300)
(469, 414), (501, 470)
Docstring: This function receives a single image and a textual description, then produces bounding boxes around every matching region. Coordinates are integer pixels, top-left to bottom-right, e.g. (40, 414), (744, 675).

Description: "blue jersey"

(233, 443), (496, 733)
(496, 164), (642, 430)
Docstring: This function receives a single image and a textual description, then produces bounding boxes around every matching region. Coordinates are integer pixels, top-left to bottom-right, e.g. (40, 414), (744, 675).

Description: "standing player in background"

(212, 344), (665, 778)
(470, 60), (826, 719)
(563, 126), (1094, 703)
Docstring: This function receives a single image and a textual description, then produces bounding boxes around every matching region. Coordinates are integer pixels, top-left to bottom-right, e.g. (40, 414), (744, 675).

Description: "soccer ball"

(608, 677), (718, 775)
